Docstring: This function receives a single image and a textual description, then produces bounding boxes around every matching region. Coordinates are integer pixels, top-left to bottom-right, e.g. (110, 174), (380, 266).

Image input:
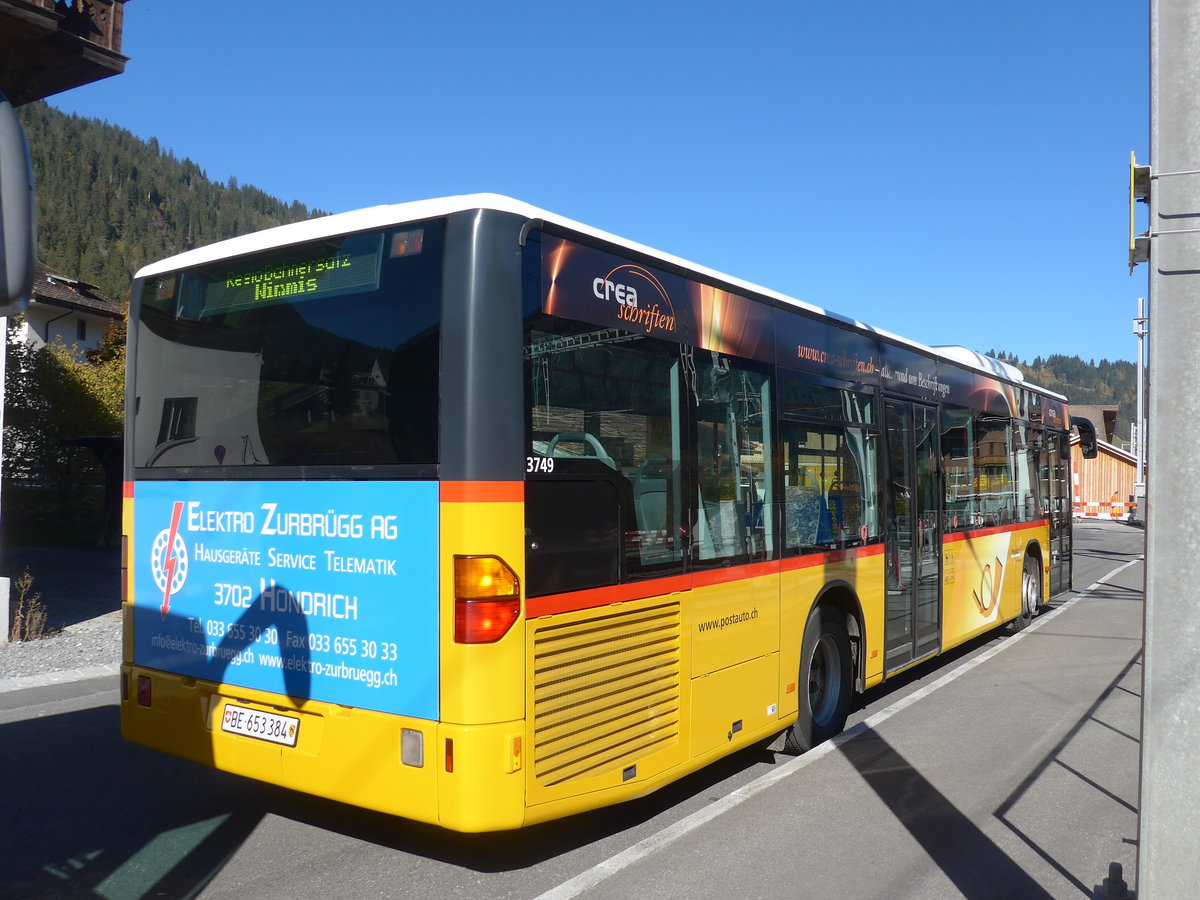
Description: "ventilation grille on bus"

(532, 602), (681, 786)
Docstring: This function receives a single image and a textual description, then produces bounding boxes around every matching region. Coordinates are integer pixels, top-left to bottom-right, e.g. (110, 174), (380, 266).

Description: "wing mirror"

(0, 92), (36, 316)
(1074, 417), (1099, 460)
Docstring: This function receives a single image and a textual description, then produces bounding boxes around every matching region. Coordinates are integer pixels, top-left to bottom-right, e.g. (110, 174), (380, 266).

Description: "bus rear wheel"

(784, 605), (852, 754)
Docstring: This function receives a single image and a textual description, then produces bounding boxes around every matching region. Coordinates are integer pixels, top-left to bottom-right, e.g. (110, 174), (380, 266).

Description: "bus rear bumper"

(120, 664), (526, 831)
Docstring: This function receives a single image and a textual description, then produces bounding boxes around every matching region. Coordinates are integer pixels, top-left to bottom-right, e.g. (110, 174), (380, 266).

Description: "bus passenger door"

(883, 400), (942, 671)
(1044, 431), (1072, 595)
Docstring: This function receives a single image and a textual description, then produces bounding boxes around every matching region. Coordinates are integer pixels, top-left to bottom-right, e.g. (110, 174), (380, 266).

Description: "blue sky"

(49, 1), (1148, 363)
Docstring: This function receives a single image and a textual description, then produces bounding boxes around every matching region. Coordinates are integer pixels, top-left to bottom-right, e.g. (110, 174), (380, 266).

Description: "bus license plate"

(220, 703), (299, 747)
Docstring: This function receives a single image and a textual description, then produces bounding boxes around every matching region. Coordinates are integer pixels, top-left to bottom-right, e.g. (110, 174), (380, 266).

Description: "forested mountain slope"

(989, 351), (1137, 443)
(18, 101), (323, 303)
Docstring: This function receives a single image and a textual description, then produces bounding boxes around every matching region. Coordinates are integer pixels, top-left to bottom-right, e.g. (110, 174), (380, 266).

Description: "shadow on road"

(0, 695), (268, 899)
(0, 681), (788, 896)
(993, 649), (1143, 896)
(839, 730), (1054, 899)
(254, 737), (786, 873)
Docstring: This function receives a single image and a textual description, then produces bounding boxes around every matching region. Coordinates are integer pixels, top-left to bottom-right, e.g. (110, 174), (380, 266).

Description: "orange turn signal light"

(453, 555), (520, 643)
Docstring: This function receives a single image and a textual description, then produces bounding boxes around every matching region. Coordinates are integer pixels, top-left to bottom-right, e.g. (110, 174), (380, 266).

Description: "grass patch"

(9, 569), (52, 642)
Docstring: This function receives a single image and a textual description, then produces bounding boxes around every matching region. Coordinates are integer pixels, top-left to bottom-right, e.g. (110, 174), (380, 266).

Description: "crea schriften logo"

(150, 501), (189, 616)
(593, 264), (677, 335)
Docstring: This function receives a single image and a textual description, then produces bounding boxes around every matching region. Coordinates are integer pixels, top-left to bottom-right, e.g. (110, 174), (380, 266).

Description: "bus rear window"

(133, 221), (443, 471)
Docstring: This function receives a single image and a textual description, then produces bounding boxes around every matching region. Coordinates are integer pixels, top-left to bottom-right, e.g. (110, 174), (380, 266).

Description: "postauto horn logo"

(150, 501), (189, 618)
(593, 264), (677, 335)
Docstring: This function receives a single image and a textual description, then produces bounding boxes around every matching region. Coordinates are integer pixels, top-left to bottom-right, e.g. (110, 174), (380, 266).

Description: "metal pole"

(1140, 1), (1200, 893)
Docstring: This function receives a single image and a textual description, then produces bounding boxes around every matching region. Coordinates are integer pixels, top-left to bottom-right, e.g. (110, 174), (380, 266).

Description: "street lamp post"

(1133, 297), (1148, 520)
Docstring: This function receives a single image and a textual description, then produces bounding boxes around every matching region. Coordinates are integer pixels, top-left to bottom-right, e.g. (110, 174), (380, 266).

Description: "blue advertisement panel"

(133, 480), (439, 720)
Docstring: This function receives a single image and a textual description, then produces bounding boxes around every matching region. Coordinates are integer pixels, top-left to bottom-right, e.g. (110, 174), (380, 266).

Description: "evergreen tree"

(18, 101), (325, 302)
(991, 349), (1138, 442)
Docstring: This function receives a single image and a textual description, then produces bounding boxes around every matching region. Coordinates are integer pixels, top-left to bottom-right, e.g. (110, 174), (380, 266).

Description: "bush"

(3, 316), (124, 540)
(8, 569), (50, 642)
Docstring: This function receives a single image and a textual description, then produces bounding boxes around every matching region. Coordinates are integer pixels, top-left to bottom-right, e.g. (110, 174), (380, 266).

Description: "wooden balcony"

(0, 0), (129, 106)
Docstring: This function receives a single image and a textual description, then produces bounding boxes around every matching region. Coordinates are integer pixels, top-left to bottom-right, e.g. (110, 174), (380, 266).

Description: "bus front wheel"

(785, 605), (852, 754)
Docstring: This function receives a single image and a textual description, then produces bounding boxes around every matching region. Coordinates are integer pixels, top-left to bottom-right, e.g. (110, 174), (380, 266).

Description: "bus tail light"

(137, 675), (152, 707)
(453, 555), (520, 643)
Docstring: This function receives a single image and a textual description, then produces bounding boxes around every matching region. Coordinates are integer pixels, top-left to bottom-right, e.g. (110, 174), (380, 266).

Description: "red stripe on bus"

(440, 481), (524, 503)
(526, 544), (887, 618)
(691, 560), (778, 587)
(942, 520), (1048, 543)
(124, 481), (134, 499)
(526, 574), (691, 618)
(781, 543), (886, 572)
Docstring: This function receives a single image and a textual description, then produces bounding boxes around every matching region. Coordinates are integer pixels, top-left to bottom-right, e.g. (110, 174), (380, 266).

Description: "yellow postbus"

(120, 195), (1096, 831)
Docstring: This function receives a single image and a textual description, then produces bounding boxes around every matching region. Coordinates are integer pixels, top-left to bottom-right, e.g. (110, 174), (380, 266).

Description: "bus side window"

(940, 405), (973, 529)
(525, 318), (684, 596)
(778, 377), (879, 552)
(781, 422), (874, 551)
(693, 354), (772, 564)
(525, 479), (623, 596)
(1012, 424), (1042, 523)
(941, 407), (1016, 529)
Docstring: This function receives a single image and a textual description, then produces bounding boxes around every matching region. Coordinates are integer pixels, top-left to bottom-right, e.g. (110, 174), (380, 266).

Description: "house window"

(158, 398), (198, 444)
(77, 320), (86, 341)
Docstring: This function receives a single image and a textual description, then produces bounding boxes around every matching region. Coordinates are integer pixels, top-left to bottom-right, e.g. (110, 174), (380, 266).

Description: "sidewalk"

(571, 540), (1144, 899)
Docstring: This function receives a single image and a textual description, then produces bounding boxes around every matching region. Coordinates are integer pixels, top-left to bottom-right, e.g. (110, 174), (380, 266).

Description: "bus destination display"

(203, 235), (384, 314)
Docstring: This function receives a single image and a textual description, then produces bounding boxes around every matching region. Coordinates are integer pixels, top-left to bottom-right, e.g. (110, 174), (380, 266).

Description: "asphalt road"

(0, 521), (1144, 899)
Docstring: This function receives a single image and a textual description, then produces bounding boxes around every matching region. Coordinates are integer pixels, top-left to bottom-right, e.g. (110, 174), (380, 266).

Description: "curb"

(0, 664), (120, 694)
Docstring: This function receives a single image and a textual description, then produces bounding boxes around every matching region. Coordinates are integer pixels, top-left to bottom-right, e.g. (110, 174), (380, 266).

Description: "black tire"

(784, 605), (853, 754)
(1010, 553), (1042, 633)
